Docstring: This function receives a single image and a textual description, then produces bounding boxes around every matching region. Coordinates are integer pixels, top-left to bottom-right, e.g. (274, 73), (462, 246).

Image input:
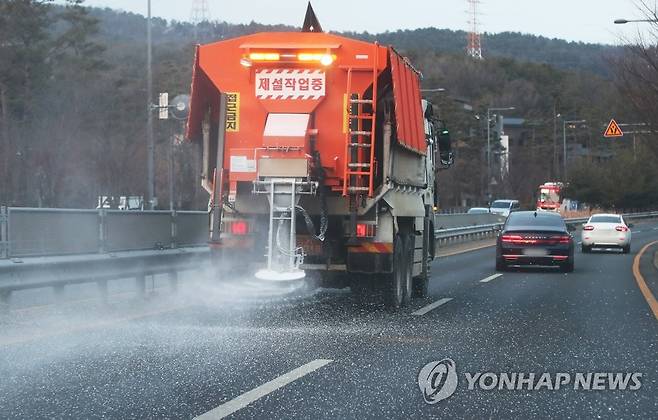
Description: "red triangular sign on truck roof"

(604, 119), (623, 137)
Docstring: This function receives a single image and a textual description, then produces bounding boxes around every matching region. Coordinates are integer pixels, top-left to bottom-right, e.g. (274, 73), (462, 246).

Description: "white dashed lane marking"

(195, 359), (333, 419)
(480, 273), (503, 283)
(411, 298), (454, 316)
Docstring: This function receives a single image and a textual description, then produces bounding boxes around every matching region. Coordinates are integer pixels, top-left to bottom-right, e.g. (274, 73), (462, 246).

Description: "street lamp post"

(617, 123), (650, 160)
(146, 0), (155, 209)
(562, 119), (586, 180)
(486, 107), (515, 188)
(614, 18), (658, 24)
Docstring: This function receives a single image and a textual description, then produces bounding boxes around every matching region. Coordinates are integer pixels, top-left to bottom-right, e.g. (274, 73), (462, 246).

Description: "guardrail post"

(136, 273), (146, 298)
(171, 210), (177, 249)
(98, 208), (106, 253)
(97, 280), (108, 303)
(0, 206), (7, 259)
(53, 284), (65, 298)
(0, 290), (11, 309)
(168, 271), (178, 292)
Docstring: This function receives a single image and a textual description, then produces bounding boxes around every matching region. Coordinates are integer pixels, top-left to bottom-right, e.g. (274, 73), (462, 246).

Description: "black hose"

(295, 205), (326, 241)
(305, 134), (329, 242)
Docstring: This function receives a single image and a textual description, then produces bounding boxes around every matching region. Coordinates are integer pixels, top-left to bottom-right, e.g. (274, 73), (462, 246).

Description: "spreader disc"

(254, 269), (306, 282)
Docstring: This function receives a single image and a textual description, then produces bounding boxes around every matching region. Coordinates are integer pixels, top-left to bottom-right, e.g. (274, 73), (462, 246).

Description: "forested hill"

(353, 29), (619, 77)
(88, 7), (620, 77)
(3, 2), (632, 209)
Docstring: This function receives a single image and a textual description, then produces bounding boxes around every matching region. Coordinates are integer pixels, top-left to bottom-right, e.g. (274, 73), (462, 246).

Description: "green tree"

(0, 0), (54, 204)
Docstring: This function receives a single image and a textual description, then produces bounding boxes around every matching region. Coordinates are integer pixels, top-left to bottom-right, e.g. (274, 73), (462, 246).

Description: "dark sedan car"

(496, 211), (575, 272)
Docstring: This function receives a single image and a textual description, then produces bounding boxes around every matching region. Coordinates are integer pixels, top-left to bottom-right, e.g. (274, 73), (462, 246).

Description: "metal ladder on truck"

(342, 47), (379, 198)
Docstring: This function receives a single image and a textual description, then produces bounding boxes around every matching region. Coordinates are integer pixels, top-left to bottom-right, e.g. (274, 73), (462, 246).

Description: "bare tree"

(613, 1), (658, 156)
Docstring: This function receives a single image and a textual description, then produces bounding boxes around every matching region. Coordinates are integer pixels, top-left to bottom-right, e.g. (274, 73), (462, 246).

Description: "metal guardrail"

(435, 223), (502, 243)
(0, 247), (210, 304)
(434, 211), (658, 244)
(434, 212), (505, 230)
(0, 207), (208, 259)
(1, 208), (657, 305)
(0, 207), (211, 305)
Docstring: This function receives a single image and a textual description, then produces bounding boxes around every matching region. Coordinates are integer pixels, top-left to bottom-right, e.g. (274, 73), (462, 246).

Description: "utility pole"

(168, 123), (175, 210)
(146, 0), (155, 209)
(486, 107), (515, 188)
(562, 119), (586, 180)
(562, 120), (566, 180)
(618, 123), (650, 161)
(553, 103), (560, 180)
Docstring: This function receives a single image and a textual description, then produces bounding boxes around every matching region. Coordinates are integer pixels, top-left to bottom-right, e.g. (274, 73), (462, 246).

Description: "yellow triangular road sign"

(604, 119), (624, 137)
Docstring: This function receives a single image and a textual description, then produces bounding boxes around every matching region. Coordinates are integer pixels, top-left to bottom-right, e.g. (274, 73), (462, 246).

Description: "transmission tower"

(466, 0), (483, 59)
(190, 0), (210, 25)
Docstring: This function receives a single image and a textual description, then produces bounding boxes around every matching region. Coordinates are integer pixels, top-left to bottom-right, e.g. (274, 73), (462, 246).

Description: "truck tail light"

(356, 223), (376, 238)
(615, 226), (629, 232)
(230, 220), (249, 235)
(583, 225), (594, 231)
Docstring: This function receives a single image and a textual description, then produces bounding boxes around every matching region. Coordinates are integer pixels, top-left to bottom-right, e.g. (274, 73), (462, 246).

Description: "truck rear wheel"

(384, 234), (405, 309)
(402, 234), (414, 306)
(413, 224), (431, 299)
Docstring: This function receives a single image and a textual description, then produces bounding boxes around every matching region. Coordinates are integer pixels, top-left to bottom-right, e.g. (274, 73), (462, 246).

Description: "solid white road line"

(411, 298), (454, 316)
(479, 273), (503, 283)
(195, 359), (333, 419)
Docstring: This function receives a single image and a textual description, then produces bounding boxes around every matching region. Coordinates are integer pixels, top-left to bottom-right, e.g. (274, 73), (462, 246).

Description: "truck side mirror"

(438, 128), (451, 155)
(436, 121), (453, 166)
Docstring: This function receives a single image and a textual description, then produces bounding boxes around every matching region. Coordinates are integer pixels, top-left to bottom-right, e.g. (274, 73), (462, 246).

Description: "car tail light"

(556, 235), (571, 244)
(501, 235), (523, 243)
(230, 220), (249, 235)
(583, 225), (594, 231)
(356, 223), (376, 238)
(502, 234), (570, 245)
(615, 226), (629, 232)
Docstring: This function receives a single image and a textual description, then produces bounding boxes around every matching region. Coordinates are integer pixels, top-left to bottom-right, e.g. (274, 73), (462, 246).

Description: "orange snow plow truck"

(185, 6), (453, 308)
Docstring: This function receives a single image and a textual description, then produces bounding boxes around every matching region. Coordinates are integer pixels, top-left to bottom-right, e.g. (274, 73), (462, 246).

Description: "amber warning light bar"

(241, 52), (336, 67)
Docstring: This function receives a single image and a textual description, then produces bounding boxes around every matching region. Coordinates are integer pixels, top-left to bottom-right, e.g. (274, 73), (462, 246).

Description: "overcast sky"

(81, 0), (651, 45)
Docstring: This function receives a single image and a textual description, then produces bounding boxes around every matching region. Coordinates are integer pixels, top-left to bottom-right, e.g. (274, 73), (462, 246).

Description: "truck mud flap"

(347, 242), (393, 274)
